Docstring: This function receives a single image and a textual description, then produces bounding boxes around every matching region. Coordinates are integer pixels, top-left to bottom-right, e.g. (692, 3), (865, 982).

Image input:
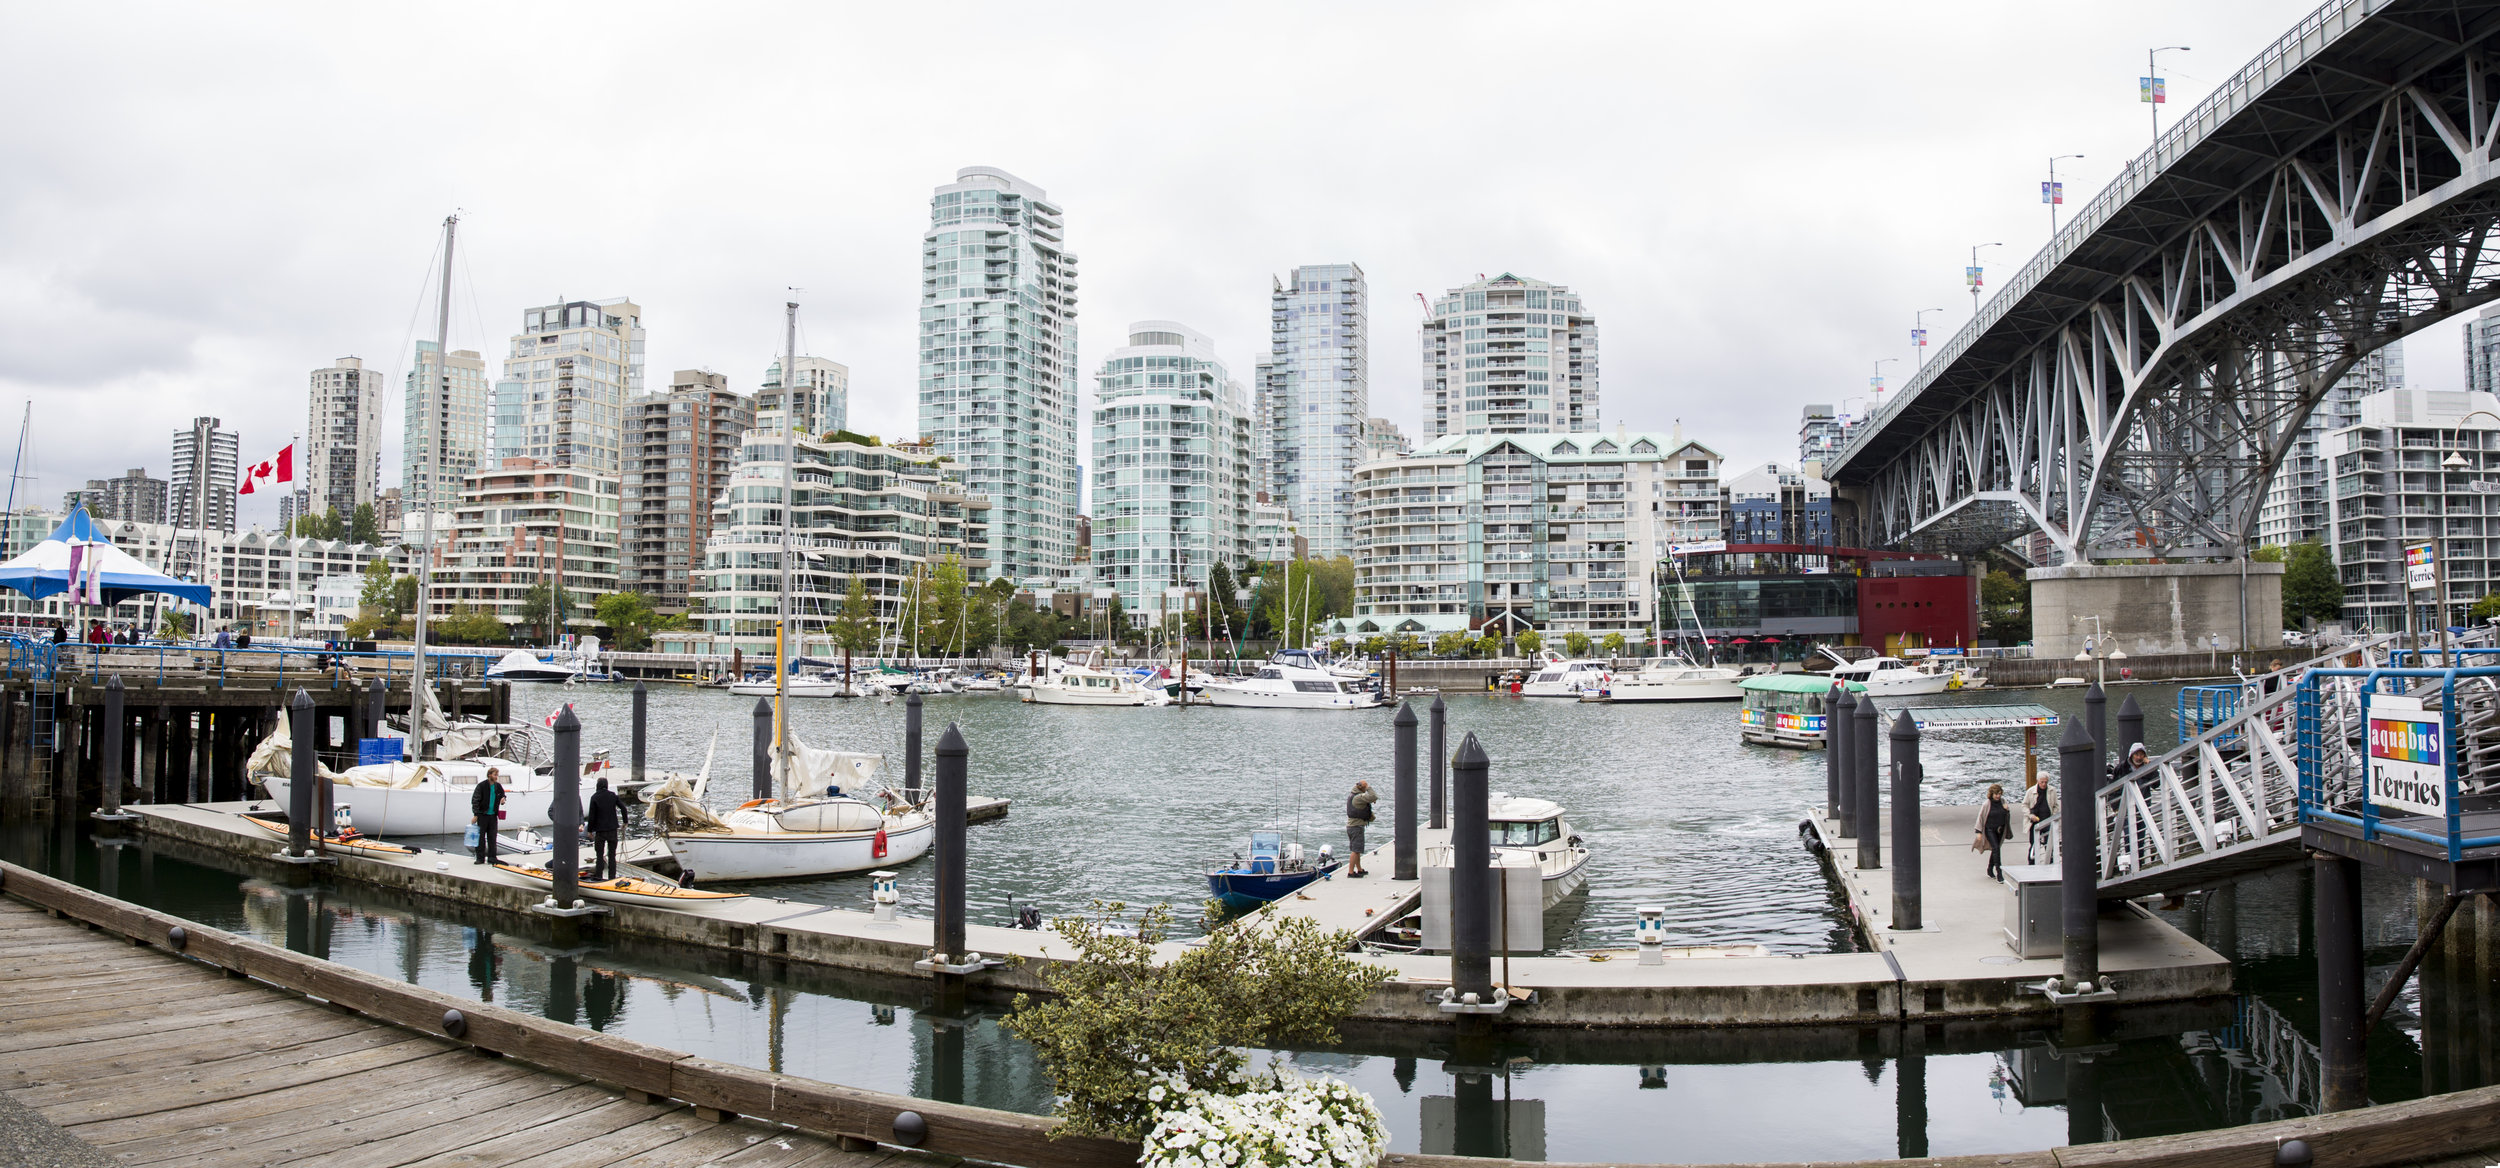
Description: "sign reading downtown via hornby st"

(2367, 694), (2448, 818)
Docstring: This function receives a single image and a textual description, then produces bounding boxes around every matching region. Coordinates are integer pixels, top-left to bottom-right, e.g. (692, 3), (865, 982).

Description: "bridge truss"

(1835, 0), (2500, 559)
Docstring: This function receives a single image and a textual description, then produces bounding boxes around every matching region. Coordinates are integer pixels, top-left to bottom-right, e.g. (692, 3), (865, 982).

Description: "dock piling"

(1889, 710), (1922, 929)
(1393, 701), (1417, 881)
(551, 706), (581, 910)
(1428, 696), (1447, 831)
(904, 692), (923, 805)
(2316, 852), (2367, 1110)
(364, 678), (385, 756)
(1834, 688), (1858, 839)
(630, 681), (647, 788)
(2115, 693), (2144, 769)
(286, 690), (314, 859)
(1854, 691), (1880, 871)
(1450, 732), (1493, 1002)
(2085, 683), (2108, 778)
(2058, 714), (2098, 985)
(934, 723), (968, 967)
(99, 676), (126, 817)
(751, 697), (772, 800)
(1825, 682), (1845, 821)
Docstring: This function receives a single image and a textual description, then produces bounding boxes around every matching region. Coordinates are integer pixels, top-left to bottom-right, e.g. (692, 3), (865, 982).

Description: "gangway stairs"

(2088, 634), (2455, 900)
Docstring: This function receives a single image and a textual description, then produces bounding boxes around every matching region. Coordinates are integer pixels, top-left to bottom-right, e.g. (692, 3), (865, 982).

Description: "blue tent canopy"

(0, 504), (214, 607)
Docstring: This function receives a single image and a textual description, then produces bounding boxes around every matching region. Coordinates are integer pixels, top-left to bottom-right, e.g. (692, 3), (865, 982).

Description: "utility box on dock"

(2001, 864), (2061, 957)
(358, 738), (404, 766)
(1419, 855), (1543, 954)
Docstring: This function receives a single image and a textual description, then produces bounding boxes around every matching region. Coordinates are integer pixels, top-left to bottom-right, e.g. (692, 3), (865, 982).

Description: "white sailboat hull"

(1199, 683), (1380, 710)
(261, 768), (555, 837)
(1600, 676), (1745, 702)
(665, 817), (935, 882)
(727, 678), (851, 698)
(1023, 684), (1165, 706)
(1847, 673), (1953, 696)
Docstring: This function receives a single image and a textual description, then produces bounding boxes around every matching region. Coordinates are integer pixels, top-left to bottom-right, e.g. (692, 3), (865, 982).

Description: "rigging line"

(374, 227), (450, 442)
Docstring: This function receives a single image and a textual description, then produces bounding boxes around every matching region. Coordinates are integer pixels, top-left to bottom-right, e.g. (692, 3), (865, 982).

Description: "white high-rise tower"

(1421, 273), (1599, 438)
(1266, 264), (1368, 561)
(1089, 322), (1254, 617)
(916, 167), (1080, 584)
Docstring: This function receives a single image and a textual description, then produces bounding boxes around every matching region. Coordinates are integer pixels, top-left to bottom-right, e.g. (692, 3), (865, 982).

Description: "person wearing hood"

(2110, 741), (2151, 782)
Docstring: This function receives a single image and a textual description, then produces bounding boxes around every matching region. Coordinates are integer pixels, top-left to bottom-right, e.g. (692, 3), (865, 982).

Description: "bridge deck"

(0, 897), (899, 1168)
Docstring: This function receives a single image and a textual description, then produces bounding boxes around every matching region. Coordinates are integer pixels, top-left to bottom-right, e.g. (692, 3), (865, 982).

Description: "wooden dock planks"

(0, 898), (899, 1168)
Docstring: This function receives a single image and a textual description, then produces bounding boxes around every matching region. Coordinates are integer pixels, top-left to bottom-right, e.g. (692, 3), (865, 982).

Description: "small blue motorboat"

(1206, 831), (1342, 912)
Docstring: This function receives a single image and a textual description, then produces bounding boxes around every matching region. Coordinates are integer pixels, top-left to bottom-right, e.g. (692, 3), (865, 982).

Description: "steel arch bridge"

(1828, 0), (2500, 561)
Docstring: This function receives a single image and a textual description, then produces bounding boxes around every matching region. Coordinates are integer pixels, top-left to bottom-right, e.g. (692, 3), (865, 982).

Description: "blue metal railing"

(2297, 666), (2500, 862)
(2177, 685), (2245, 749)
(5, 640), (504, 688)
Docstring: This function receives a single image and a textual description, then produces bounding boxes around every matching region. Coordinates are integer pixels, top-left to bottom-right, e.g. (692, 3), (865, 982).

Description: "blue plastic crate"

(357, 737), (404, 766)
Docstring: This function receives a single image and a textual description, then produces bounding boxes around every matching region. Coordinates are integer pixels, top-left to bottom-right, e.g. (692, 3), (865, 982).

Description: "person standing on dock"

(1345, 780), (1377, 878)
(1975, 784), (2011, 881)
(470, 770), (507, 865)
(586, 777), (624, 881)
(2023, 775), (2055, 863)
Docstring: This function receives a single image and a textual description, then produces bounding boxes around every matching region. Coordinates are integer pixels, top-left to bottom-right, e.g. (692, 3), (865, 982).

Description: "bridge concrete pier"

(2026, 561), (2283, 659)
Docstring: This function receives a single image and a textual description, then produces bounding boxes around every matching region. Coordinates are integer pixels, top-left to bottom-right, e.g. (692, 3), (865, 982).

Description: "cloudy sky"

(3, 0), (2439, 523)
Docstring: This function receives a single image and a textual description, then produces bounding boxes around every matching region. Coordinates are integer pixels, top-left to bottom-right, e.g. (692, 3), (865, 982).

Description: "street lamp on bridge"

(1967, 242), (2003, 315)
(2146, 46), (2191, 140)
(1912, 307), (1945, 367)
(2045, 154), (2084, 235)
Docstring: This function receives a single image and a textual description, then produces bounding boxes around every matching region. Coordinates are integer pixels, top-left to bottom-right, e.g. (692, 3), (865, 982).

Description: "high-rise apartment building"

(1363, 417), (1409, 464)
(2466, 304), (2500, 396)
(2257, 343), (2404, 547)
(1421, 273), (1599, 439)
(2325, 387), (2500, 631)
(1088, 322), (1255, 619)
(493, 298), (645, 475)
(66, 469), (168, 525)
(1799, 404), (1845, 466)
(624, 371), (753, 613)
(431, 459), (621, 635)
(169, 417), (237, 534)
(1266, 264), (1368, 560)
(402, 341), (490, 512)
(916, 167), (1080, 584)
(759, 356), (849, 436)
(307, 356), (385, 519)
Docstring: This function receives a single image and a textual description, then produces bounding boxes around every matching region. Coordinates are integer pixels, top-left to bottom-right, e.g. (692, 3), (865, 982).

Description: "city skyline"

(5, 1), (2442, 518)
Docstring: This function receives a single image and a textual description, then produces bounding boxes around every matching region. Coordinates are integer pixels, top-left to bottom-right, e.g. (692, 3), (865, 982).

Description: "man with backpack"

(1345, 780), (1377, 878)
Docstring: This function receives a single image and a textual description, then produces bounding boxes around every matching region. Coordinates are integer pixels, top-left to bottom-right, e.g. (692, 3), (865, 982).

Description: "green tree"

(1600, 631), (1627, 656)
(1515, 629), (1544, 656)
(1562, 631), (1593, 657)
(1473, 632), (1502, 658)
(350, 503), (381, 546)
(1002, 902), (1389, 1141)
(2282, 540), (2344, 628)
(1206, 562), (1240, 638)
(2472, 592), (2500, 624)
(434, 603), (507, 645)
(518, 581), (559, 642)
(595, 591), (662, 651)
(1432, 631), (1469, 658)
(1255, 559), (1354, 649)
(289, 508), (346, 539)
(1980, 569), (2031, 645)
(919, 555), (970, 655)
(2252, 544), (2288, 564)
(158, 610), (192, 638)
(1389, 631), (1423, 657)
(1357, 634), (1386, 656)
(357, 557), (397, 613)
(830, 576), (880, 656)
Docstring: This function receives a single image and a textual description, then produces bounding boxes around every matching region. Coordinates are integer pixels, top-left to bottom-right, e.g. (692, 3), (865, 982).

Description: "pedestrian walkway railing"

(7, 642), (504, 688)
(2091, 635), (2408, 896)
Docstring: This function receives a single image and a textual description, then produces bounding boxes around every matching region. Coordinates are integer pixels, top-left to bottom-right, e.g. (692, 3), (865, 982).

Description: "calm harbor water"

(4, 677), (2487, 1162)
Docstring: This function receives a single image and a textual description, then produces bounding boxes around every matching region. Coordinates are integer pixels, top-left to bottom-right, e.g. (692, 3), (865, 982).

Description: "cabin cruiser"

(247, 708), (554, 836)
(1518, 655), (1613, 698)
(1023, 650), (1171, 706)
(728, 668), (852, 697)
(1425, 793), (1591, 909)
(649, 739), (934, 882)
(1912, 654), (1987, 690)
(486, 636), (610, 684)
(1591, 654), (1744, 702)
(1200, 649), (1384, 709)
(1822, 650), (1953, 696)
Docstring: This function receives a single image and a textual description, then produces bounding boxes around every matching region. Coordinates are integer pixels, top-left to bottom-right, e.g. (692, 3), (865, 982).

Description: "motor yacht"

(1822, 650), (1953, 696)
(1518, 655), (1613, 697)
(486, 647), (588, 683)
(1424, 793), (1591, 909)
(1591, 654), (1745, 702)
(1199, 650), (1385, 709)
(1022, 650), (1171, 706)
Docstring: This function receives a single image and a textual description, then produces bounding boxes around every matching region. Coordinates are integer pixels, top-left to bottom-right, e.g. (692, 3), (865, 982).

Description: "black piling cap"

(2117, 692), (2143, 718)
(289, 687), (312, 710)
(1453, 731), (1488, 771)
(1394, 701), (1417, 727)
(1834, 687), (1856, 710)
(2059, 711), (2096, 752)
(2085, 682), (2106, 704)
(1855, 692), (1879, 720)
(107, 673), (124, 691)
(936, 722), (968, 757)
(906, 691), (922, 708)
(553, 705), (579, 733)
(752, 696), (772, 718)
(1890, 709), (1918, 740)
(1430, 694), (1446, 715)
(633, 679), (647, 696)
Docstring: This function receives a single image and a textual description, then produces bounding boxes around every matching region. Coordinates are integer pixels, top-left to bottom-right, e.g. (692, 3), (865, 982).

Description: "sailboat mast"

(409, 214), (454, 762)
(2, 403), (28, 563)
(776, 301), (796, 783)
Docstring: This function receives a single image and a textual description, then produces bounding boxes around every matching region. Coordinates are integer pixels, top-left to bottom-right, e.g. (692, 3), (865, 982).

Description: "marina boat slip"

(1022, 650), (1171, 706)
(1518, 655), (1613, 697)
(1738, 673), (1870, 748)
(651, 738), (935, 882)
(1822, 649), (1954, 696)
(1423, 793), (1590, 910)
(1199, 649), (1385, 709)
(1590, 654), (1745, 702)
(1206, 830), (1343, 911)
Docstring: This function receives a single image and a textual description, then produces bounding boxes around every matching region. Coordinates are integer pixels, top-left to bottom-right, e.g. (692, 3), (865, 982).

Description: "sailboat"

(648, 302), (934, 881)
(1593, 558), (1745, 702)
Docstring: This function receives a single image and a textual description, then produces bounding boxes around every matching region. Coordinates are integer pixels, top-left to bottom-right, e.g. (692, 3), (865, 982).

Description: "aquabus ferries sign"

(2366, 694), (2448, 818)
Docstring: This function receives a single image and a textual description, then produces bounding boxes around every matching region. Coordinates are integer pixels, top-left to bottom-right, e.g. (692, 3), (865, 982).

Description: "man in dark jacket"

(470, 769), (507, 865)
(586, 777), (625, 881)
(1345, 780), (1378, 877)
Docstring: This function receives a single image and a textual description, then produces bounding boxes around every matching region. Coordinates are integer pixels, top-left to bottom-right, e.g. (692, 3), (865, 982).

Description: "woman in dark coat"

(1975, 783), (2012, 881)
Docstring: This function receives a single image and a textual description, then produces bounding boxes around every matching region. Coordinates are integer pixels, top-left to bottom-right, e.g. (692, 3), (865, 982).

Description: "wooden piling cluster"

(0, 671), (509, 820)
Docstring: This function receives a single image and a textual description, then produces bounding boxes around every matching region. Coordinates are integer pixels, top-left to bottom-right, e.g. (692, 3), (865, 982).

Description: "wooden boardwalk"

(0, 897), (906, 1168)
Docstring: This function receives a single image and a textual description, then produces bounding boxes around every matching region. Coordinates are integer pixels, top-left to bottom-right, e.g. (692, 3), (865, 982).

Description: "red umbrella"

(1730, 638), (1753, 644)
(1759, 636), (1784, 642)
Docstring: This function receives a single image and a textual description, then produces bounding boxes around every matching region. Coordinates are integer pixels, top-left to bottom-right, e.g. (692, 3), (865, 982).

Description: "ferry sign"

(1669, 540), (1728, 557)
(2406, 544), (2437, 591)
(2366, 695), (2448, 818)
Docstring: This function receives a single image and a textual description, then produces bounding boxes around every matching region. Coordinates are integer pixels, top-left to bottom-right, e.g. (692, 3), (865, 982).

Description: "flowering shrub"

(1141, 1071), (1388, 1168)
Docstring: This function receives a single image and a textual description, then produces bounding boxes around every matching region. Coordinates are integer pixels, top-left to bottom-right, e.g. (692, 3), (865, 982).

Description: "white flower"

(1141, 1071), (1388, 1168)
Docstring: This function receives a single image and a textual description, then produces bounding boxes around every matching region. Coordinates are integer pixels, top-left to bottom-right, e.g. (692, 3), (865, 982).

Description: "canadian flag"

(237, 443), (294, 495)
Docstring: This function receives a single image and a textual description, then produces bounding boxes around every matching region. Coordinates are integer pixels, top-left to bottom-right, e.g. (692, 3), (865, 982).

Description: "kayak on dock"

(491, 861), (751, 908)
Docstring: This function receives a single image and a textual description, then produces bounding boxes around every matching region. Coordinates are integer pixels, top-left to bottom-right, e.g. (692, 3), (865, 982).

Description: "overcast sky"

(3, 0), (2449, 525)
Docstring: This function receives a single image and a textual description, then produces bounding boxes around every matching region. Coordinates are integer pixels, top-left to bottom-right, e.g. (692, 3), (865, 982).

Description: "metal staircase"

(2090, 635), (2415, 900)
